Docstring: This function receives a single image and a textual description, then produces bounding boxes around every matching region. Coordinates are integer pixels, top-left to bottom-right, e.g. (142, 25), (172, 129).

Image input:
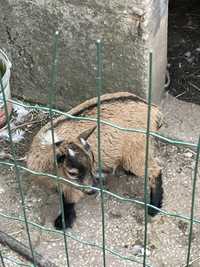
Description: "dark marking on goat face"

(55, 140), (64, 147)
(66, 144), (87, 181)
(55, 138), (95, 195)
(148, 171), (163, 216)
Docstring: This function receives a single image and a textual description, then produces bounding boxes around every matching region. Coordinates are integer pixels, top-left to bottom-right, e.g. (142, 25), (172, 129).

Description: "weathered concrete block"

(0, 0), (168, 109)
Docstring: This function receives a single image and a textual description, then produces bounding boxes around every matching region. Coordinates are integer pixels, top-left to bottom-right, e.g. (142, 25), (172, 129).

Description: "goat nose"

(86, 188), (97, 195)
(85, 178), (98, 195)
(93, 177), (99, 187)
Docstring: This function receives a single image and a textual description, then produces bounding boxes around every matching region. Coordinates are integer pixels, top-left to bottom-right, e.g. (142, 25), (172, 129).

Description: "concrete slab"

(0, 0), (168, 108)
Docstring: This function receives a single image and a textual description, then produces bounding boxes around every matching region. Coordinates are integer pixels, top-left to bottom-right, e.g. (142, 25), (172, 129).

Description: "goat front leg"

(148, 168), (163, 216)
(54, 192), (76, 230)
(54, 185), (85, 230)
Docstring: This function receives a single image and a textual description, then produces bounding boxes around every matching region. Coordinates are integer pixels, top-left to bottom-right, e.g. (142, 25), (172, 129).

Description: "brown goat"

(27, 92), (163, 229)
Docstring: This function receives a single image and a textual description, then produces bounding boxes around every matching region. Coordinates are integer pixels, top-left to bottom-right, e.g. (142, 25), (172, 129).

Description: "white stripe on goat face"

(68, 148), (76, 157)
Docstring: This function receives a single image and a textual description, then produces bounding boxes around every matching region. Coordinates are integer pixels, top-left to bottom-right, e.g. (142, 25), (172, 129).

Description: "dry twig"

(188, 81), (200, 92)
(0, 230), (58, 267)
(0, 152), (26, 162)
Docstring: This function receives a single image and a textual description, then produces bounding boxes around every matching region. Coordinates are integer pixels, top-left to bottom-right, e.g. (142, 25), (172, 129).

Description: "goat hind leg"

(121, 139), (163, 216)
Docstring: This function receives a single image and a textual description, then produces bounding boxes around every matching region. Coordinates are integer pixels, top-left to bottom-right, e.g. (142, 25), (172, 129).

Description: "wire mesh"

(47, 30), (70, 267)
(185, 136), (200, 266)
(0, 34), (199, 267)
(0, 67), (36, 266)
(96, 39), (107, 267)
(143, 52), (153, 267)
(0, 250), (6, 267)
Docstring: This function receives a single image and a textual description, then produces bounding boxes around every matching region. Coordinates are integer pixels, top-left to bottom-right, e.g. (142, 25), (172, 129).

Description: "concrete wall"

(149, 0), (168, 103)
(0, 0), (168, 109)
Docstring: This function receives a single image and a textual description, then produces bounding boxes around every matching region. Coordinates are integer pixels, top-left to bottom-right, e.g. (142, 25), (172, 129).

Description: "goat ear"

(55, 140), (64, 147)
(80, 137), (90, 151)
(78, 125), (97, 141)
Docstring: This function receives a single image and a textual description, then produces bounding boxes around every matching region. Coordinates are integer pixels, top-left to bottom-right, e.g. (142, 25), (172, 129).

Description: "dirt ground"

(1, 1), (200, 267)
(0, 95), (200, 267)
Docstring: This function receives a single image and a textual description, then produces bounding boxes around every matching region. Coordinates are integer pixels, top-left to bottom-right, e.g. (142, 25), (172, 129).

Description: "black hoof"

(148, 171), (163, 217)
(54, 203), (76, 230)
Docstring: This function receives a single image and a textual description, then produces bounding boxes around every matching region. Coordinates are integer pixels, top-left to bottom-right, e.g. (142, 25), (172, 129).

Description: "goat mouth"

(85, 188), (97, 195)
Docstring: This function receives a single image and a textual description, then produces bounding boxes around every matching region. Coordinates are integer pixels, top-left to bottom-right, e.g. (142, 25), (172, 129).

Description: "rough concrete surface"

(160, 93), (200, 144)
(0, 0), (167, 108)
(0, 93), (200, 267)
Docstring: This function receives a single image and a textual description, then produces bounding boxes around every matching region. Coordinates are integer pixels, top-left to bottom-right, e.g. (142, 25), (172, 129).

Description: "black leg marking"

(54, 193), (76, 230)
(148, 171), (163, 217)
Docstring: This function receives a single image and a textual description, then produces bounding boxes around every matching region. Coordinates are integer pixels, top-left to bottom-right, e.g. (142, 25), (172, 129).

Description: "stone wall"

(0, 0), (168, 109)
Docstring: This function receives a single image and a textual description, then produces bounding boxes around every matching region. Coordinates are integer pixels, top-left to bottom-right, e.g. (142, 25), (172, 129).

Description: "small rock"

(184, 51), (191, 58)
(0, 187), (5, 194)
(186, 56), (195, 64)
(184, 152), (193, 158)
(177, 167), (183, 174)
(178, 220), (188, 234)
(184, 51), (195, 63)
(132, 244), (151, 257)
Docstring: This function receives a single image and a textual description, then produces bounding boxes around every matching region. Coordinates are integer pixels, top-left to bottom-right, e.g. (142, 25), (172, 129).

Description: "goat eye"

(56, 154), (65, 164)
(68, 168), (79, 176)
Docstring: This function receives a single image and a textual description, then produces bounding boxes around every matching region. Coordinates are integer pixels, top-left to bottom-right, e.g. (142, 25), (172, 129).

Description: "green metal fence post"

(96, 39), (106, 267)
(0, 250), (6, 267)
(143, 52), (153, 267)
(47, 30), (70, 266)
(186, 135), (200, 266)
(0, 69), (36, 266)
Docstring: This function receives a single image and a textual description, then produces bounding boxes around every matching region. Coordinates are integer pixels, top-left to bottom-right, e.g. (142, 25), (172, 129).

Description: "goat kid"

(27, 126), (96, 229)
(27, 92), (163, 230)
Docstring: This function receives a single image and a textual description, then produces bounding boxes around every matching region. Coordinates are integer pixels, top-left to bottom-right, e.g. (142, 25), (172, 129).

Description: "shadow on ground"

(168, 0), (200, 105)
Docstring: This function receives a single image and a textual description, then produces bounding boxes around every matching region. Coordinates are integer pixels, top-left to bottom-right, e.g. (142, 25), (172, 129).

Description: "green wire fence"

(0, 31), (199, 267)
(48, 30), (70, 266)
(0, 250), (6, 267)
